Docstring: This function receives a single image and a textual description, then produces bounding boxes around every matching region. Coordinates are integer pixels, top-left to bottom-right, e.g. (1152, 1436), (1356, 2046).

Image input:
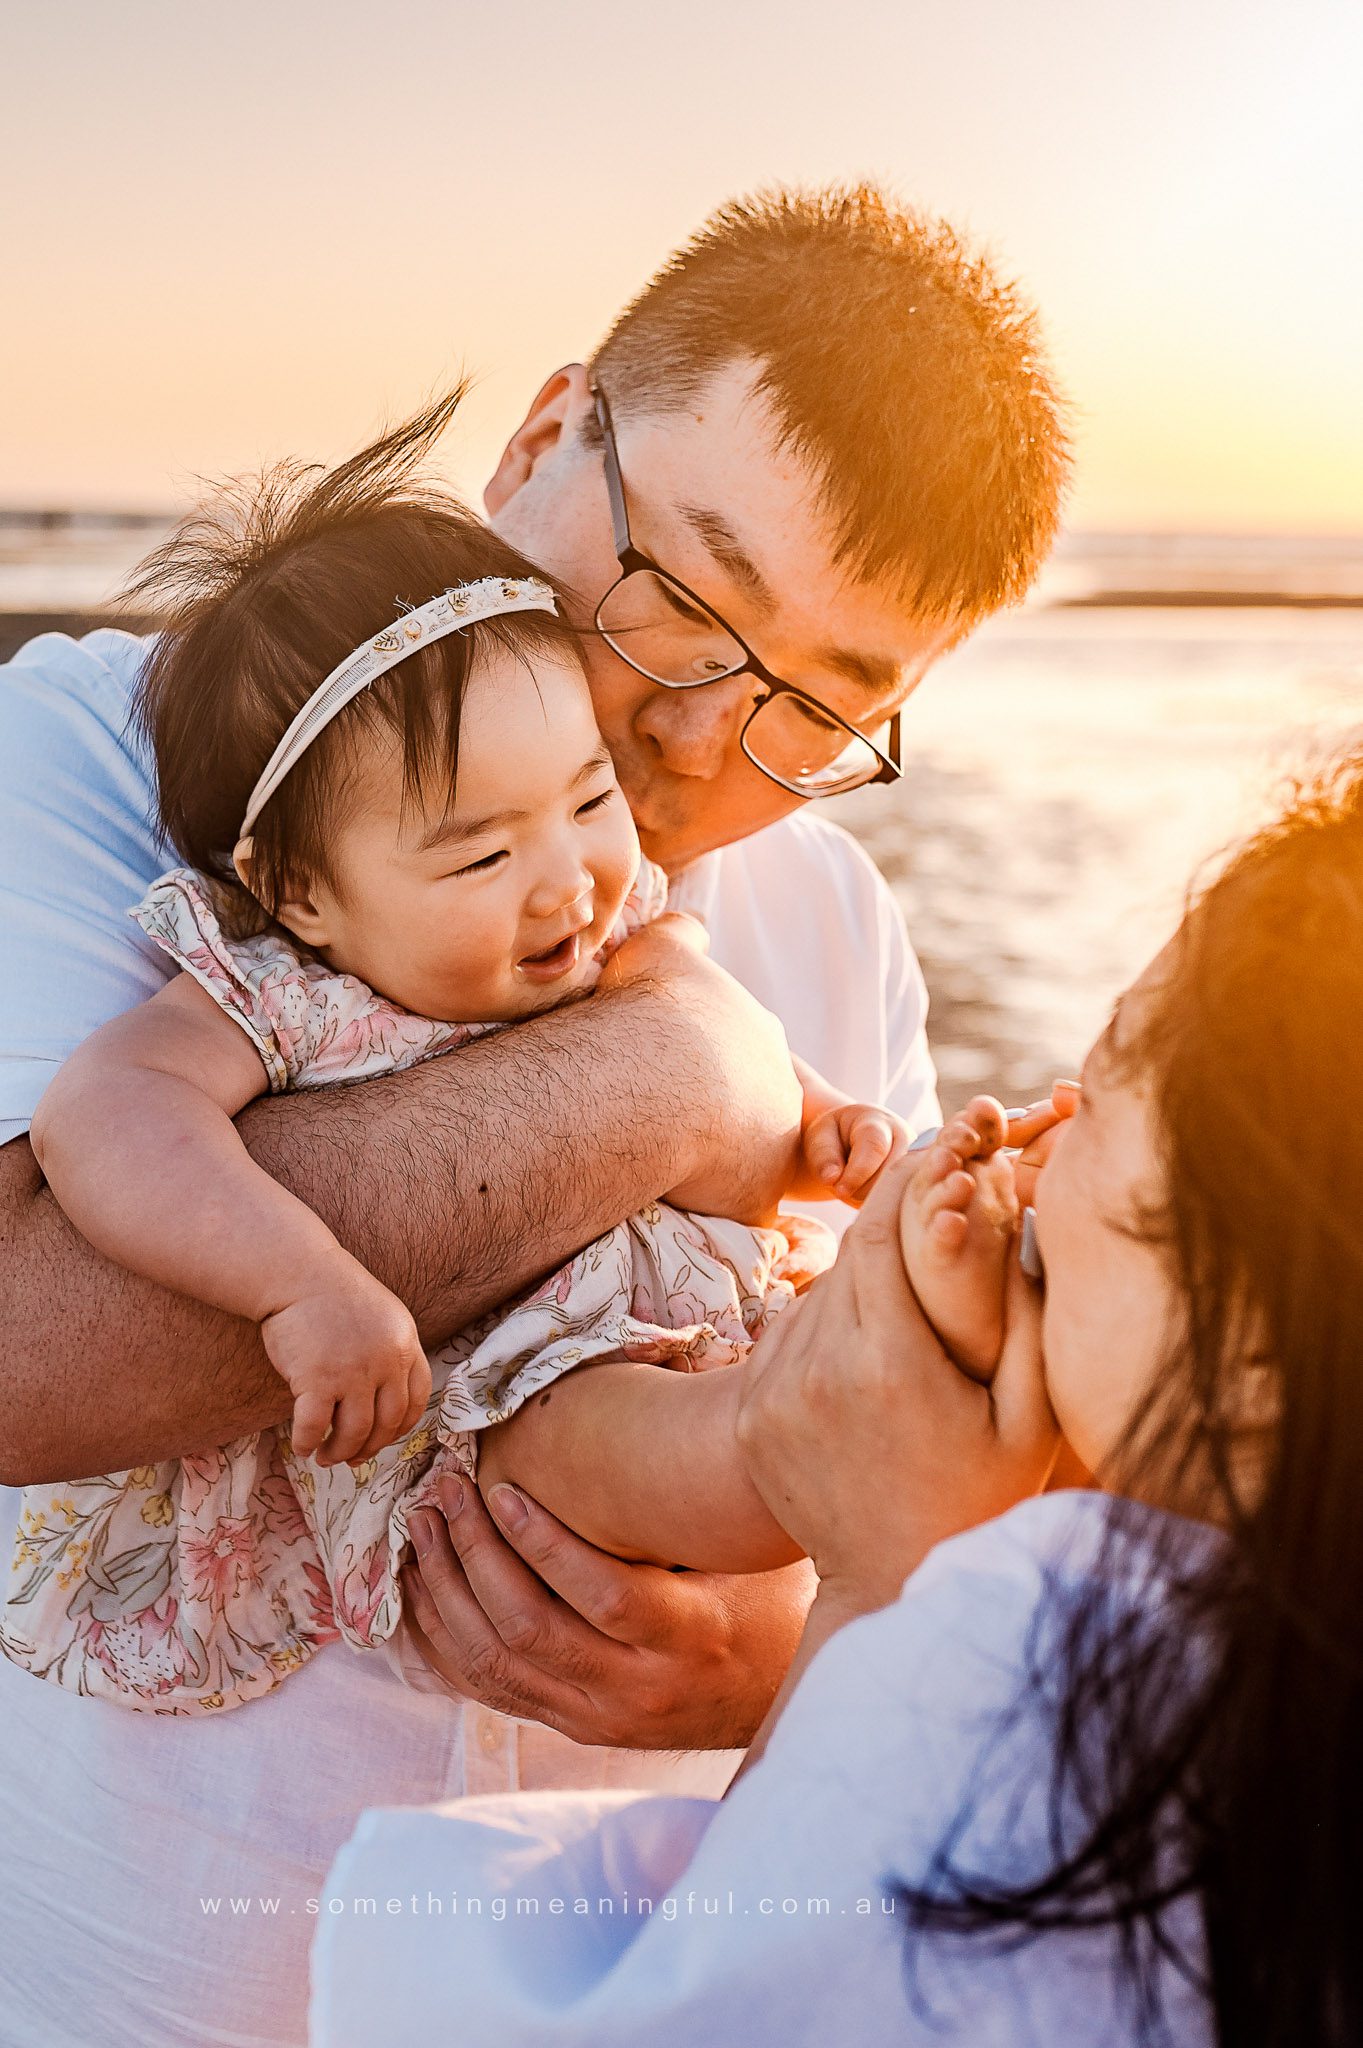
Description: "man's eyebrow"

(813, 644), (900, 694)
(679, 504), (898, 694)
(678, 506), (774, 612)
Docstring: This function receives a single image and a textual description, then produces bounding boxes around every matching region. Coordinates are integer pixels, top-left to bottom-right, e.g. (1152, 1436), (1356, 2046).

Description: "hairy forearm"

(0, 982), (712, 1483)
(476, 1362), (803, 1573)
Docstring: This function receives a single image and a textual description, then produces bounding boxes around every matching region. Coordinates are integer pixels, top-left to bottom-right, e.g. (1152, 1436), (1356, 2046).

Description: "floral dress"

(4, 865), (832, 1716)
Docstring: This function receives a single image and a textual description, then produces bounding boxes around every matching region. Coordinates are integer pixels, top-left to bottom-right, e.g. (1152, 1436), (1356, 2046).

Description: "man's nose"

(635, 673), (757, 780)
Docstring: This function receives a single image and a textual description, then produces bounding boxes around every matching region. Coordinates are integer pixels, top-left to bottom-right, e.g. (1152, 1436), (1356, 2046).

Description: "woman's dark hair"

(127, 386), (582, 918)
(906, 750), (1363, 2047)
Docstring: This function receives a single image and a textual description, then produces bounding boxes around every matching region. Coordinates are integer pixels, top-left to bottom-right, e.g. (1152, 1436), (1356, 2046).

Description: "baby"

(5, 394), (912, 1715)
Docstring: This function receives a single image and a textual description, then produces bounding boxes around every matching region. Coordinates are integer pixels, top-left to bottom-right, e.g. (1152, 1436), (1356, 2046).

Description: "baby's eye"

(576, 788), (616, 818)
(448, 849), (507, 878)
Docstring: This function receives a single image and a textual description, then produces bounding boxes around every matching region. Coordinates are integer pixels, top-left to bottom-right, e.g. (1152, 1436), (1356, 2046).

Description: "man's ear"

(484, 365), (593, 517)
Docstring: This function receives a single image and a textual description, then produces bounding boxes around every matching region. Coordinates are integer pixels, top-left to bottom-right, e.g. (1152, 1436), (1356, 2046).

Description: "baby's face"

(295, 644), (641, 1022)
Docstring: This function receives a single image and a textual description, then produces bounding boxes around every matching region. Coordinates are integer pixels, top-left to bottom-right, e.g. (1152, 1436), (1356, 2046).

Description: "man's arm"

(0, 935), (804, 1483)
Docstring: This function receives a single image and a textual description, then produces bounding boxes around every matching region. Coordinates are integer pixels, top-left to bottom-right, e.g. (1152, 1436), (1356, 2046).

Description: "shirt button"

(479, 1719), (502, 1756)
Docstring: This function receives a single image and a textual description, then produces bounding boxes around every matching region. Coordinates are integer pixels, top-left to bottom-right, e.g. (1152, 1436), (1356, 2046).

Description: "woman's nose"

(635, 673), (756, 780)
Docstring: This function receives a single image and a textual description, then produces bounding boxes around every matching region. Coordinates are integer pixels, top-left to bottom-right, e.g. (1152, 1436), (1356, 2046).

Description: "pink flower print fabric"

(3, 857), (832, 1715)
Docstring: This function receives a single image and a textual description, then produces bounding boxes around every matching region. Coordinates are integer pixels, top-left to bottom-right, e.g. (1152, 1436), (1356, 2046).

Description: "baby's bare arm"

(31, 975), (356, 1324)
(476, 1360), (804, 1574)
(3, 937), (803, 1486)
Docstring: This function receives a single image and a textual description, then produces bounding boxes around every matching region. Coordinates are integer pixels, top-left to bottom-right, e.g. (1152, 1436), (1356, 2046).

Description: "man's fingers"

(407, 1502), (593, 1724)
(436, 1474), (628, 1672)
(469, 1478), (666, 1650)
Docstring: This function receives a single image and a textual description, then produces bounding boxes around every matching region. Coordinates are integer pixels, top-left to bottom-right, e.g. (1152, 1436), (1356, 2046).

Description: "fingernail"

(410, 1512), (432, 1558)
(1054, 1079), (1082, 1093)
(439, 1475), (465, 1519)
(490, 1484), (528, 1532)
(820, 1162), (840, 1182)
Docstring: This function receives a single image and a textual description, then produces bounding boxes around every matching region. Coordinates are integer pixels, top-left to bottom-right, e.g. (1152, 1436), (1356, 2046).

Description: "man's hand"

(599, 913), (804, 1224)
(400, 1472), (814, 1749)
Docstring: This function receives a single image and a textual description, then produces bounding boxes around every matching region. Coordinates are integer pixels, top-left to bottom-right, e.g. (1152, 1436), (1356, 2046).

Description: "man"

(0, 185), (1067, 2043)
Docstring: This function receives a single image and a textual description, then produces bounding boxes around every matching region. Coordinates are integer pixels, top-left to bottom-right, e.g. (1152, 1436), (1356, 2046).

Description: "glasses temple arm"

(591, 385), (634, 563)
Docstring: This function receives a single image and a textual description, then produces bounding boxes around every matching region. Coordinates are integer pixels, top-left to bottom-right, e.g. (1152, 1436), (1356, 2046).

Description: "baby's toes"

(974, 1153), (1022, 1237)
(935, 1115), (984, 1168)
(959, 1094), (1010, 1154)
(900, 1167), (975, 1261)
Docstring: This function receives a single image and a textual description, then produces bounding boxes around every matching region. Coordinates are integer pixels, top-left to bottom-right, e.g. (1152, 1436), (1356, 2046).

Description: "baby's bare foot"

(899, 1096), (1020, 1380)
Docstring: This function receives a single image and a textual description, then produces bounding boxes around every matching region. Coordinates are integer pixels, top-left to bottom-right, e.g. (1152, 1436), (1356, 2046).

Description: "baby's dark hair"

(128, 386), (583, 919)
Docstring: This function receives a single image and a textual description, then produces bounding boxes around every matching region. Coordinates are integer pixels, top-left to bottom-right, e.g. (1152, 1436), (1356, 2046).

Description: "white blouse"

(312, 1493), (1214, 2048)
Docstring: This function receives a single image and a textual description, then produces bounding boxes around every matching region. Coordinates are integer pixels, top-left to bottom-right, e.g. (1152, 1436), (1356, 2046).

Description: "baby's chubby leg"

(475, 1358), (804, 1575)
(898, 1095), (1020, 1381)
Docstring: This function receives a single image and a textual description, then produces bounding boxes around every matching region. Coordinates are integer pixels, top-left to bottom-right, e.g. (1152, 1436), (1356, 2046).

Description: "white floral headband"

(233, 575), (559, 865)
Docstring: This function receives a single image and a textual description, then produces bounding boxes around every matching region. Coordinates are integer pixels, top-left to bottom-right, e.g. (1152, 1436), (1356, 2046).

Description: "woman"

(311, 753), (1363, 2048)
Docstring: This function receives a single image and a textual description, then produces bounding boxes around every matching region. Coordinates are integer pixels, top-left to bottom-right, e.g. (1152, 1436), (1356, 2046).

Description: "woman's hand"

(735, 1154), (1060, 1611)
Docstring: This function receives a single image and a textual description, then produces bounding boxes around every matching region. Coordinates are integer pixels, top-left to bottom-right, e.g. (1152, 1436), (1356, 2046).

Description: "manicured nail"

(1019, 1207), (1045, 1281)
(490, 1484), (528, 1532)
(439, 1475), (465, 1519)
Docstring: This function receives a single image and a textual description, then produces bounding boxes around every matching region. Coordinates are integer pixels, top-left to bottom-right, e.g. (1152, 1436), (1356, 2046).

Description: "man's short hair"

(588, 183), (1070, 628)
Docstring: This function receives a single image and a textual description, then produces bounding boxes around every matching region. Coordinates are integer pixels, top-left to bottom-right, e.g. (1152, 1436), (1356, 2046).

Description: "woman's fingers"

(990, 1252), (1060, 1468)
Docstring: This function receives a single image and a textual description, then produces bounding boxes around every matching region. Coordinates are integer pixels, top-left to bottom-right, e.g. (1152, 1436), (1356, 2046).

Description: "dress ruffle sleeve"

(130, 867), (500, 1092)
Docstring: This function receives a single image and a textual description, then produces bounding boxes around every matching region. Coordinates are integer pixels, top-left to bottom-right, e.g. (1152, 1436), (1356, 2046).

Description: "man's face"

(485, 359), (961, 875)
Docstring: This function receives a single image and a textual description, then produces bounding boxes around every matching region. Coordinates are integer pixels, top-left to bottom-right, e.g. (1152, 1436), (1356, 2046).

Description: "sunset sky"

(5, 0), (1360, 532)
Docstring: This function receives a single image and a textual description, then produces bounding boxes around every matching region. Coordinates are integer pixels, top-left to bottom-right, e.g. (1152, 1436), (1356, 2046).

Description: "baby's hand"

(801, 1100), (911, 1205)
(262, 1260), (432, 1467)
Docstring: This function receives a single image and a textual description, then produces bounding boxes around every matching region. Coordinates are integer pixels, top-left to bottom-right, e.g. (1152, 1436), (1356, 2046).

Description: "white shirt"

(312, 1494), (1213, 2048)
(0, 629), (938, 2048)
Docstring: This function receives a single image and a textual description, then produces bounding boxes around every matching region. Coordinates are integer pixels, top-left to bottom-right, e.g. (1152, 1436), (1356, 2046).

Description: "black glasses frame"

(590, 382), (901, 798)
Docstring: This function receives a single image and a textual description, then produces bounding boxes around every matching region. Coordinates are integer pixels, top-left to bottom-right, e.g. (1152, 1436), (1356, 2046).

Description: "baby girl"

(4, 396), (913, 1715)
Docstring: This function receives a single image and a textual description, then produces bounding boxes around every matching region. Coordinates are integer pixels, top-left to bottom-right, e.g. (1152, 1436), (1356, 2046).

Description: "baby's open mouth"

(516, 931), (585, 983)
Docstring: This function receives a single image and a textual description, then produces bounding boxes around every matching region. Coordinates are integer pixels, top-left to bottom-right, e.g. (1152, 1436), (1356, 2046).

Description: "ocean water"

(3, 516), (1361, 1109)
(830, 602), (1363, 1107)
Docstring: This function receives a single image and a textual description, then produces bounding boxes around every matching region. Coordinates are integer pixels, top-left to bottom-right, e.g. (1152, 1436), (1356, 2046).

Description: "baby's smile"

(516, 927), (587, 984)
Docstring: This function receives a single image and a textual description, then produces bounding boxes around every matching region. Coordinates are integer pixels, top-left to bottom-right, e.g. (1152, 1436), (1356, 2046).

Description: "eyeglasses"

(590, 383), (902, 800)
